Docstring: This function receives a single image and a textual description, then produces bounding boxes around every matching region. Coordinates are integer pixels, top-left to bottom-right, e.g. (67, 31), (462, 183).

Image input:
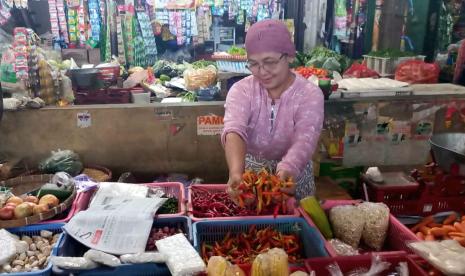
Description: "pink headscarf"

(245, 19), (296, 58)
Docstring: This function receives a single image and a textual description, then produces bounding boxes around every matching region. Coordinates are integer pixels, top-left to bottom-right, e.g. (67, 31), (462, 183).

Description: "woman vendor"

(221, 19), (324, 202)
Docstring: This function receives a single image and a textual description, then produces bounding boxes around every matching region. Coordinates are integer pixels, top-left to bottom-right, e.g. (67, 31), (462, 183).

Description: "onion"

(33, 204), (49, 215)
(14, 203), (33, 219)
(24, 195), (39, 204)
(0, 207), (14, 220)
(6, 196), (23, 205)
(39, 194), (59, 208)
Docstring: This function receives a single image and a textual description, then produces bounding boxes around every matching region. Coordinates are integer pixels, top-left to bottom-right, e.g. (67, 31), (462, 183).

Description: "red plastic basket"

(143, 182), (186, 218)
(187, 184), (300, 222)
(66, 182), (185, 218)
(305, 253), (428, 276)
(362, 175), (465, 216)
(300, 200), (419, 256)
(97, 66), (120, 85)
(409, 255), (445, 276)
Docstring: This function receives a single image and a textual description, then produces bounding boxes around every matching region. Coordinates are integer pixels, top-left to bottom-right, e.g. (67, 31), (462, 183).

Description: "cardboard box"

(61, 48), (101, 66)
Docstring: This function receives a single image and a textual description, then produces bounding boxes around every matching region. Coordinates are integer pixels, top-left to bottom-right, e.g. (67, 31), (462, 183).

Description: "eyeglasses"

(246, 54), (286, 73)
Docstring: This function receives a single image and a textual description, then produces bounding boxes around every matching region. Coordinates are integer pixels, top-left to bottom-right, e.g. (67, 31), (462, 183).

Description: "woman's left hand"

(277, 170), (296, 196)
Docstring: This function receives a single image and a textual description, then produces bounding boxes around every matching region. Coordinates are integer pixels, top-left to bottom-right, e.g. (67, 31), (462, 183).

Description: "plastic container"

(362, 171), (465, 216)
(305, 252), (428, 276)
(187, 184), (300, 221)
(131, 91), (151, 104)
(96, 65), (120, 85)
(300, 200), (419, 256)
(7, 223), (65, 276)
(363, 55), (426, 77)
(362, 172), (419, 202)
(53, 217), (191, 276)
(193, 217), (329, 263)
(75, 182), (185, 218)
(215, 60), (250, 74)
(144, 182), (186, 218)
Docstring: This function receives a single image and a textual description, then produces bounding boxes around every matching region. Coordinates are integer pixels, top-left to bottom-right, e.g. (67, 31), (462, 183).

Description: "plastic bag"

(358, 202), (390, 251)
(83, 249), (121, 267)
(343, 62), (379, 79)
(0, 229), (17, 266)
(328, 239), (359, 256)
(395, 60), (440, 84)
(120, 252), (166, 264)
(409, 240), (465, 275)
(39, 149), (83, 176)
(50, 256), (99, 270)
(183, 65), (217, 91)
(155, 234), (206, 276)
(350, 255), (390, 276)
(329, 205), (365, 248)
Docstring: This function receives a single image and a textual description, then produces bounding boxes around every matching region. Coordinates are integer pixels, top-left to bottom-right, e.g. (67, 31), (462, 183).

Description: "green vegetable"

(192, 59), (216, 69)
(304, 46), (352, 73)
(181, 91), (197, 102)
(367, 49), (415, 58)
(227, 46), (246, 56)
(38, 150), (83, 176)
(158, 197), (179, 214)
(159, 74), (171, 82)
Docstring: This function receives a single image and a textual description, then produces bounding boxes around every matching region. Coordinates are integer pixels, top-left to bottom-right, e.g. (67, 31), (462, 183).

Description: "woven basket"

(22, 165), (112, 182)
(0, 174), (76, 228)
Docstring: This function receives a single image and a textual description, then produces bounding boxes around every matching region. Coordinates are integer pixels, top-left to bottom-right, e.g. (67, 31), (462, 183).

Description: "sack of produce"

(358, 202), (390, 251)
(395, 60), (440, 84)
(39, 150), (83, 176)
(343, 62), (380, 78)
(183, 65), (217, 91)
(329, 205), (365, 248)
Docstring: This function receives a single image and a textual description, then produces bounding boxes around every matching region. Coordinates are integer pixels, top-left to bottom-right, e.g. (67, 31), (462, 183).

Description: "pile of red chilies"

(191, 188), (256, 218)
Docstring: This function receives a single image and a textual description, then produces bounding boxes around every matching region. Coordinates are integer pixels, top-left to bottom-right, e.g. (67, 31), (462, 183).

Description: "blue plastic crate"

(6, 223), (65, 276)
(193, 218), (328, 262)
(53, 216), (191, 276)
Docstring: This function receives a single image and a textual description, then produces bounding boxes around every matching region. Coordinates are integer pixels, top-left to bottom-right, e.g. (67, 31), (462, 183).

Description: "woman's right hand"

(227, 173), (242, 204)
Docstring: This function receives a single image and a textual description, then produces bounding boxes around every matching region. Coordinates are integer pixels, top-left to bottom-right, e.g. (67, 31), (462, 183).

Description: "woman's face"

(247, 52), (294, 90)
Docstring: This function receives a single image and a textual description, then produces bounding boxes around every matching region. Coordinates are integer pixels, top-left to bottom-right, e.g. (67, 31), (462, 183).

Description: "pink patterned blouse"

(221, 74), (324, 178)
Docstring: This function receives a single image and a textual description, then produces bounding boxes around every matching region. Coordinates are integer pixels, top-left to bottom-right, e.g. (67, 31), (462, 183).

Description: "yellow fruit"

(207, 256), (228, 276)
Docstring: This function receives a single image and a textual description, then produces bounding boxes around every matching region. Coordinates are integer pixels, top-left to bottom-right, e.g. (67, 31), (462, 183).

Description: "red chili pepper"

(273, 205), (280, 218)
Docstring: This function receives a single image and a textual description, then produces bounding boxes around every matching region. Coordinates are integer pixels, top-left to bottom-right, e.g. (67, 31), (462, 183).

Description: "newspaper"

(64, 183), (166, 255)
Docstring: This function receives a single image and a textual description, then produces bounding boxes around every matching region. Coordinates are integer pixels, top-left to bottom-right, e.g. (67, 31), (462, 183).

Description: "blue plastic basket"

(193, 218), (328, 262)
(53, 216), (191, 276)
(6, 223), (65, 276)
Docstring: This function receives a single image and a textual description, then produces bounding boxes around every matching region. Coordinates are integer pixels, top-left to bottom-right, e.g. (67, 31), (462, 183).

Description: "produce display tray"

(7, 223), (65, 276)
(300, 200), (419, 256)
(187, 184), (300, 221)
(192, 217), (329, 262)
(82, 182), (186, 218)
(53, 217), (191, 276)
(305, 252), (427, 276)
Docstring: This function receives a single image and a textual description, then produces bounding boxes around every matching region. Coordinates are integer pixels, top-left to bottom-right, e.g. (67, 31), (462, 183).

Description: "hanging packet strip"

(57, 0), (69, 43)
(67, 8), (78, 43)
(77, 4), (87, 45)
(115, 15), (126, 65)
(136, 10), (157, 65)
(88, 0), (101, 42)
(48, 0), (60, 39)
